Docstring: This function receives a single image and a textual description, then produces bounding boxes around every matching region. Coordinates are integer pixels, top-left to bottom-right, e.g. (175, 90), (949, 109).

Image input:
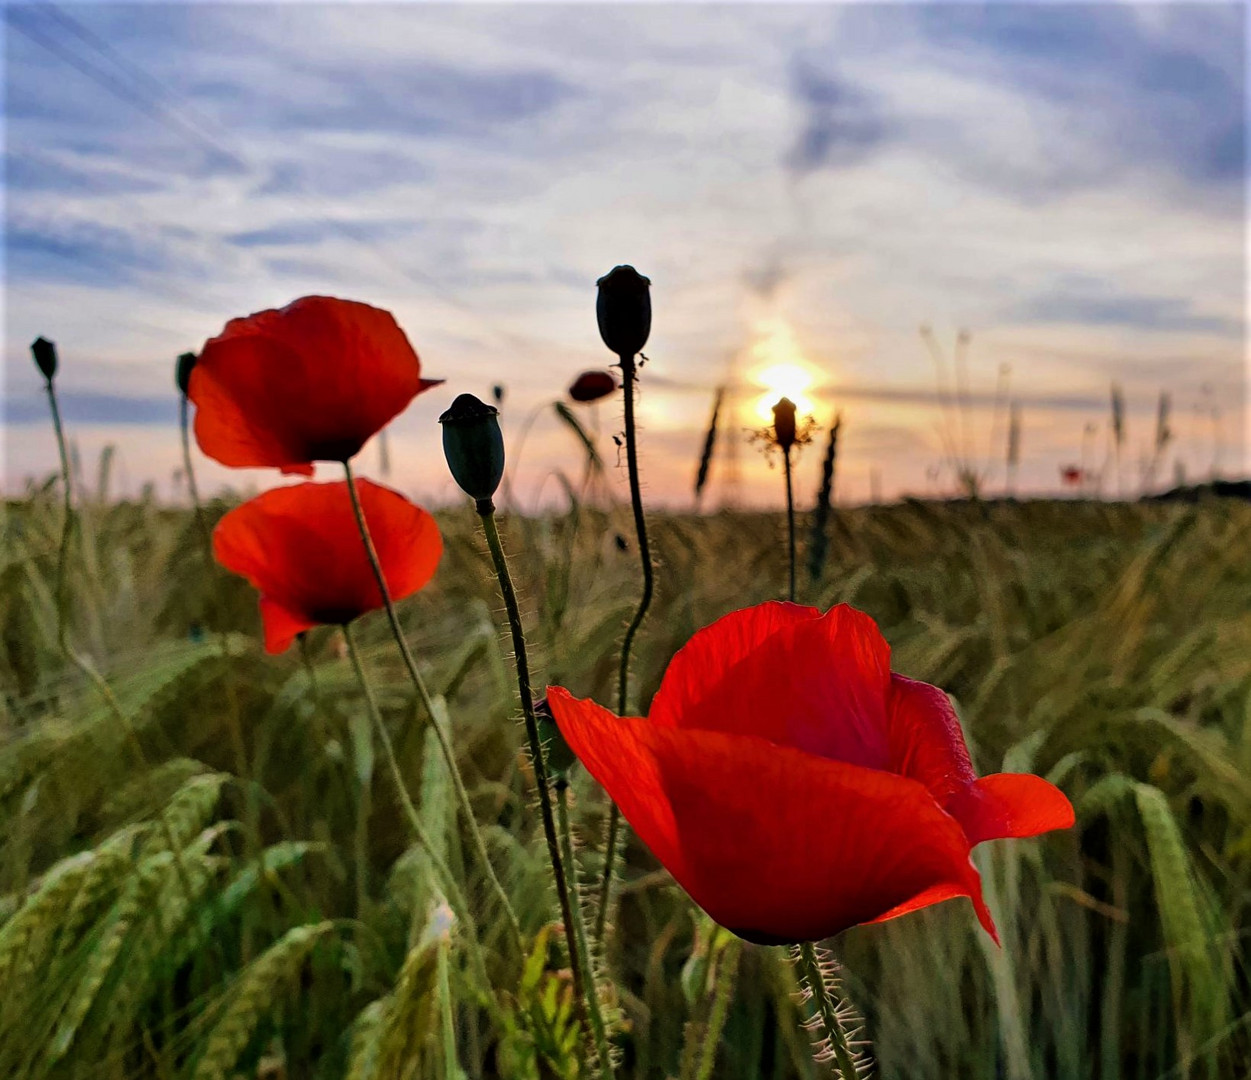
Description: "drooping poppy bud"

(569, 370), (618, 403)
(439, 393), (505, 507)
(175, 352), (197, 397)
(596, 265), (651, 358)
(772, 397), (797, 452)
(31, 337), (57, 383)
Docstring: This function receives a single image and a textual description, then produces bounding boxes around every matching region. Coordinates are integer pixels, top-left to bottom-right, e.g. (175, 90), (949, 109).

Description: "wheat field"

(2, 479), (1249, 1079)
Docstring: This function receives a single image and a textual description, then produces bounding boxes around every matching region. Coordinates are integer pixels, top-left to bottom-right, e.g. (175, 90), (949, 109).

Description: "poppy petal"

(214, 479), (441, 652)
(259, 597), (316, 655)
(192, 296), (435, 470)
(950, 773), (1076, 846)
(887, 676), (1074, 846)
(886, 675), (979, 807)
(548, 686), (992, 943)
(650, 603), (894, 769)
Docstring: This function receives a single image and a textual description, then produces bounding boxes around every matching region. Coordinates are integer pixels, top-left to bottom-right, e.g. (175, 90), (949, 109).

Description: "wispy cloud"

(4, 1), (1244, 504)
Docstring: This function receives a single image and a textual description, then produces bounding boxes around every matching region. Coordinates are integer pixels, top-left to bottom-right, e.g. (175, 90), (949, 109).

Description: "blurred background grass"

(2, 478), (1249, 1079)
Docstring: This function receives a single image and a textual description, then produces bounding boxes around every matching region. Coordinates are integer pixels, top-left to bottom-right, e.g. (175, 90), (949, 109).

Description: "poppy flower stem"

(341, 460), (523, 957)
(556, 782), (616, 1077)
(794, 942), (864, 1080)
(784, 445), (796, 603)
(341, 622), (494, 992)
(477, 502), (610, 1074)
(596, 351), (655, 944)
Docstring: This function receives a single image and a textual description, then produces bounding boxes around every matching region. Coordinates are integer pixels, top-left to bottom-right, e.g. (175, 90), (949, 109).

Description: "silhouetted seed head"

(31, 337), (57, 383)
(596, 265), (651, 358)
(614, 533), (629, 552)
(569, 370), (618, 403)
(175, 352), (197, 397)
(439, 393), (505, 505)
(492, 383), (505, 405)
(772, 397), (798, 452)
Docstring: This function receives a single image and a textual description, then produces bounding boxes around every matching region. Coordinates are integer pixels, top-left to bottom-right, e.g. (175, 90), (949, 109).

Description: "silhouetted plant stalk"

(175, 351), (212, 560)
(794, 943), (868, 1080)
(772, 397), (799, 602)
(693, 385), (724, 509)
(806, 412), (841, 584)
(596, 265), (654, 944)
(32, 337), (123, 720)
(341, 458), (523, 957)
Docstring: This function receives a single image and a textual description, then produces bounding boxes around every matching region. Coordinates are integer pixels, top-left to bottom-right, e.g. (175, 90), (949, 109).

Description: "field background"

(2, 482), (1250, 1079)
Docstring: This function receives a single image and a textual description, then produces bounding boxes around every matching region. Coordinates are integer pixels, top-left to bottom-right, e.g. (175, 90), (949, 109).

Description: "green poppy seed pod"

(439, 393), (505, 508)
(772, 397), (797, 452)
(596, 265), (651, 358)
(31, 337), (57, 382)
(175, 352), (197, 397)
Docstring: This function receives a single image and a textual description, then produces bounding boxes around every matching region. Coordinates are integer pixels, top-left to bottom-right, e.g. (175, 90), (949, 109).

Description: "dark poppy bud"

(535, 697), (578, 781)
(569, 370), (618, 403)
(175, 352), (197, 397)
(492, 383), (505, 405)
(772, 397), (797, 452)
(596, 265), (651, 358)
(31, 337), (57, 382)
(439, 393), (505, 507)
(614, 533), (629, 552)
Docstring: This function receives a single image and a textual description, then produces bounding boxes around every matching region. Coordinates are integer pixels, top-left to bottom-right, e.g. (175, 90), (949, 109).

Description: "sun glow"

(748, 319), (818, 422)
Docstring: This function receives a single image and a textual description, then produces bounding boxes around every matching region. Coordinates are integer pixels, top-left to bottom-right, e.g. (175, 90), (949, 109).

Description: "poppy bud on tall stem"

(31, 336), (58, 383)
(596, 265), (651, 358)
(175, 351), (197, 398)
(439, 393), (506, 512)
(595, 265), (656, 947)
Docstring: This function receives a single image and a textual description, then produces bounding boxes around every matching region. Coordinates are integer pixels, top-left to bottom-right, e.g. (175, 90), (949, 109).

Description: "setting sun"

(745, 316), (820, 421)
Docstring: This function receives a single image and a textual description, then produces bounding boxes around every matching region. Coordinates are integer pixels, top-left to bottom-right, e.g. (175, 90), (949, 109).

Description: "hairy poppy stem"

(597, 351), (655, 944)
(795, 942), (863, 1080)
(556, 782), (616, 1077)
(477, 502), (610, 1074)
(342, 622), (493, 991)
(784, 445), (796, 602)
(342, 460), (523, 957)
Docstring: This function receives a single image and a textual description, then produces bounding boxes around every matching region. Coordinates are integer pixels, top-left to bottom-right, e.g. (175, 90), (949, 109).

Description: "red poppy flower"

(213, 479), (441, 653)
(568, 370), (618, 403)
(190, 295), (441, 474)
(547, 602), (1073, 944)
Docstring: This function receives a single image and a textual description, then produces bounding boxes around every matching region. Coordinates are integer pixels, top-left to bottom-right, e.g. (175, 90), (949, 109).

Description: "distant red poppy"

(548, 602), (1072, 944)
(1060, 465), (1083, 486)
(191, 296), (441, 474)
(568, 370), (618, 403)
(214, 479), (441, 653)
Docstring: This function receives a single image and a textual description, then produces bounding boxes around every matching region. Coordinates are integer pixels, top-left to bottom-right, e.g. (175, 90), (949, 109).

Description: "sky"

(4, 0), (1247, 509)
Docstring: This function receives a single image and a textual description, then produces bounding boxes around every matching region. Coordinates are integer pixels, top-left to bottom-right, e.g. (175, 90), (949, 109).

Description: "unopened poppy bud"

(772, 397), (797, 451)
(596, 265), (651, 358)
(492, 383), (505, 405)
(439, 393), (505, 508)
(175, 352), (197, 397)
(31, 337), (57, 382)
(569, 370), (617, 403)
